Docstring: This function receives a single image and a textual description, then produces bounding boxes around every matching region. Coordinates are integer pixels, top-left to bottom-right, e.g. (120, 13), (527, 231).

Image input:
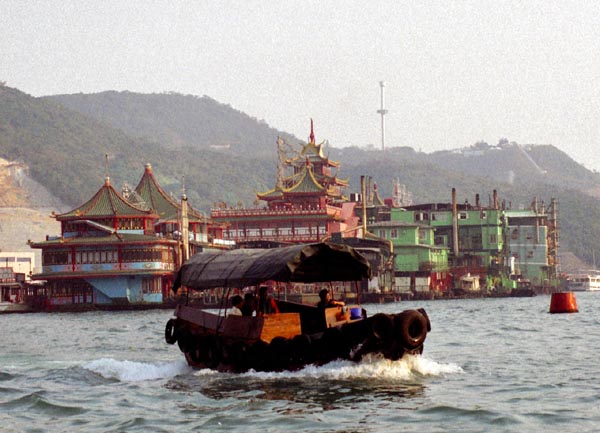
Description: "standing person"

(241, 292), (256, 316)
(316, 288), (345, 309)
(229, 295), (243, 316)
(257, 286), (279, 316)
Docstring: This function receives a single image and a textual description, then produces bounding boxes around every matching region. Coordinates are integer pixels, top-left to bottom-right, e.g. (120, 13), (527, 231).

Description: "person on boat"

(316, 288), (345, 309)
(229, 295), (244, 316)
(257, 286), (279, 316)
(241, 292), (257, 316)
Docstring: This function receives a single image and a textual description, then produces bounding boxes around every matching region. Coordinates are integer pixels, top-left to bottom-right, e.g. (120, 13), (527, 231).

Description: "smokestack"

(361, 176), (367, 236)
(493, 190), (498, 210)
(452, 188), (459, 256)
(475, 193), (480, 208)
(534, 196), (539, 243)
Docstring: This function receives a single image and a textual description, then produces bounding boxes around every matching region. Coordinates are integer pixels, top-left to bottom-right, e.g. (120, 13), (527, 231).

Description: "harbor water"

(2, 292), (599, 432)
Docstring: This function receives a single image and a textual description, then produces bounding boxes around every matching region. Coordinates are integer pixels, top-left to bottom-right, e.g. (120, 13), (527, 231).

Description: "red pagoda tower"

(211, 121), (359, 244)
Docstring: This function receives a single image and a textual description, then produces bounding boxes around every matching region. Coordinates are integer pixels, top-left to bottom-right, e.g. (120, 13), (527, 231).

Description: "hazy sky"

(3, 1), (600, 170)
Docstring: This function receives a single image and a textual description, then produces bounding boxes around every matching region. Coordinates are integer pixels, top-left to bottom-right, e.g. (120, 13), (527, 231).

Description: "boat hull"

(166, 303), (431, 372)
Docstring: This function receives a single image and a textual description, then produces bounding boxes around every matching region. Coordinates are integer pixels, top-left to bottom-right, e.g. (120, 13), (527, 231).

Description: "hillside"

(0, 158), (63, 267)
(0, 86), (274, 210)
(2, 85), (600, 266)
(45, 91), (300, 158)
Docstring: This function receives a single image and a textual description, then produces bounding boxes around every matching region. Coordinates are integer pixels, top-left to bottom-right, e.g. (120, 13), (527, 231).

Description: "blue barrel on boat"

(350, 307), (362, 320)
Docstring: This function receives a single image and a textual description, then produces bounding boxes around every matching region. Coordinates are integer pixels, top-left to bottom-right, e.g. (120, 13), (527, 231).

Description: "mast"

(276, 136), (285, 190)
(181, 177), (189, 264)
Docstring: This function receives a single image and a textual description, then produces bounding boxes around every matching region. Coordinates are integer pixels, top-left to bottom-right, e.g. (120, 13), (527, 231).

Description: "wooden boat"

(165, 242), (431, 372)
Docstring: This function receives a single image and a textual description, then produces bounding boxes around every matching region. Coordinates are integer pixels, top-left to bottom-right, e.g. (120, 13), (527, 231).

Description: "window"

(459, 212), (468, 220)
(489, 234), (497, 244)
(390, 229), (398, 239)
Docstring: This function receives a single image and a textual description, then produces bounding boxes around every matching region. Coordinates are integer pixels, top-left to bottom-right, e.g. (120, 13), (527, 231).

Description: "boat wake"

(83, 358), (192, 382)
(168, 355), (463, 403)
(236, 354), (462, 381)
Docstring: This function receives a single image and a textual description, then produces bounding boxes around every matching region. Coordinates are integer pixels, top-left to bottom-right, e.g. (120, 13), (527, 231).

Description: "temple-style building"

(28, 164), (229, 309)
(29, 177), (179, 307)
(211, 122), (360, 244)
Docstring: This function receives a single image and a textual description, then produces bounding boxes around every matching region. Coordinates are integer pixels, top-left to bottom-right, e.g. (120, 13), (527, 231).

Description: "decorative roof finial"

(309, 118), (315, 144)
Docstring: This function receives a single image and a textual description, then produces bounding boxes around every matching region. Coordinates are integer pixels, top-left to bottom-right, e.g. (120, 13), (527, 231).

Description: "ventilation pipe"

(452, 188), (459, 255)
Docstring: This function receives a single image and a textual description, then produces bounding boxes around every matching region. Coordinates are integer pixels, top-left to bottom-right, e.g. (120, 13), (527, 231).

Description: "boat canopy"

(172, 242), (371, 292)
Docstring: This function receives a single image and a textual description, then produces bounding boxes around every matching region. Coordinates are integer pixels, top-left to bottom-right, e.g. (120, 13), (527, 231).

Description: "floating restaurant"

(28, 164), (225, 310)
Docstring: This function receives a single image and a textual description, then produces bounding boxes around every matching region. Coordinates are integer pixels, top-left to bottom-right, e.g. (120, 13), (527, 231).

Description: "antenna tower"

(376, 81), (388, 151)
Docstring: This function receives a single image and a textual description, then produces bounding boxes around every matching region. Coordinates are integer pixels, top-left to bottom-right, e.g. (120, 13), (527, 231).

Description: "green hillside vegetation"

(0, 86), (273, 210)
(45, 91), (300, 158)
(2, 85), (600, 266)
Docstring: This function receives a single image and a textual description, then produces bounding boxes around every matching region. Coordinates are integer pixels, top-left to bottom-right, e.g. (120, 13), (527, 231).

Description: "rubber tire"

(165, 318), (178, 345)
(370, 313), (394, 341)
(395, 310), (428, 350)
(289, 334), (312, 364)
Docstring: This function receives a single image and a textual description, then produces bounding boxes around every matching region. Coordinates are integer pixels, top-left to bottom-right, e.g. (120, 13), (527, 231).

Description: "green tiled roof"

(134, 164), (205, 222)
(58, 178), (154, 220)
(285, 165), (325, 193)
(135, 164), (181, 219)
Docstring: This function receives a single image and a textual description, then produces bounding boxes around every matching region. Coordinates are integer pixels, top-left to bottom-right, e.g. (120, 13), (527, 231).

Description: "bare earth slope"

(0, 158), (65, 255)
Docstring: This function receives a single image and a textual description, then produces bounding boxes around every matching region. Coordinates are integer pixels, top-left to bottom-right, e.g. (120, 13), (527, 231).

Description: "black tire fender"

(290, 334), (312, 363)
(417, 308), (432, 332)
(370, 313), (394, 341)
(395, 310), (428, 350)
(165, 318), (178, 345)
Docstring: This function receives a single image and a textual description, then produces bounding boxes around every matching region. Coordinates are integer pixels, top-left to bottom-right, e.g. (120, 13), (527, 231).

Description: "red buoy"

(549, 292), (579, 314)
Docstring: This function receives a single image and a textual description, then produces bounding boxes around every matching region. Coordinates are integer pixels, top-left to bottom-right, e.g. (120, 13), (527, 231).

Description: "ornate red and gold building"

(211, 122), (360, 244)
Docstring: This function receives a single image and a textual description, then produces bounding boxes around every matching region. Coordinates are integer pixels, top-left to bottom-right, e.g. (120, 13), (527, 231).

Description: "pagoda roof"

(256, 187), (284, 201)
(284, 164), (325, 194)
(282, 170), (348, 188)
(160, 210), (206, 224)
(286, 120), (340, 168)
(57, 177), (155, 220)
(134, 163), (206, 222)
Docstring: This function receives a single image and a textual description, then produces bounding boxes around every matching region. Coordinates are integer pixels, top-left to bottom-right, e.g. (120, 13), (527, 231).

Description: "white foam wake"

(241, 354), (463, 380)
(83, 358), (191, 382)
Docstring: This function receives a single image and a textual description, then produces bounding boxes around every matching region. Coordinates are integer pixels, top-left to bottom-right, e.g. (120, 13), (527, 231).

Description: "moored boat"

(165, 242), (431, 372)
(567, 273), (600, 292)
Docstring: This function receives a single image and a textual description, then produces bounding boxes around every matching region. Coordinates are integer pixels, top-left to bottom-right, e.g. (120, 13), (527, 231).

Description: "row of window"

(377, 228), (427, 241)
(43, 248), (175, 265)
(414, 210), (487, 222)
(225, 225), (327, 238)
(63, 218), (151, 234)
